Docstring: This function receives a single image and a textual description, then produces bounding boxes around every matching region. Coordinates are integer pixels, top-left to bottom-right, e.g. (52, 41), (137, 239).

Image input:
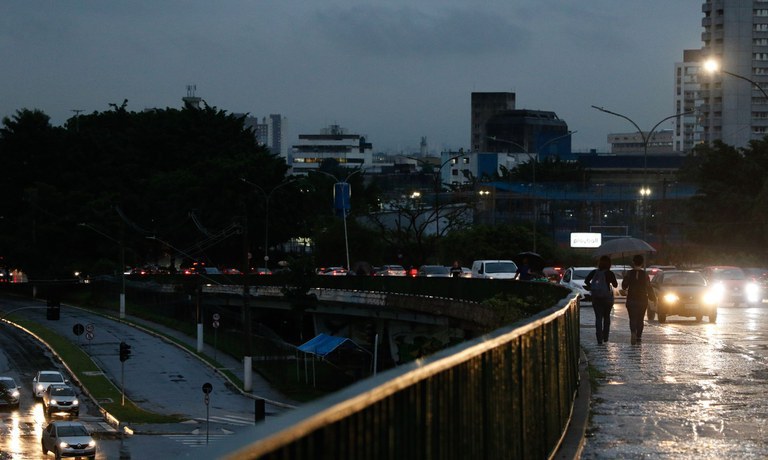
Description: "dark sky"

(1, 1), (703, 153)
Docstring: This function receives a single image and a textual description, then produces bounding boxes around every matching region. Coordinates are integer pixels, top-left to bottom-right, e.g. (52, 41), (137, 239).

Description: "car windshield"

(40, 373), (64, 383)
(485, 262), (518, 274)
(663, 273), (706, 286)
(57, 425), (89, 437)
(51, 387), (75, 396)
(711, 269), (746, 280)
(0, 380), (13, 389)
(572, 269), (593, 280)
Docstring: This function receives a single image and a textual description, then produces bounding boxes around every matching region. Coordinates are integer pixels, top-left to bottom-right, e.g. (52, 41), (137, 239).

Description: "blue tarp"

(298, 333), (359, 358)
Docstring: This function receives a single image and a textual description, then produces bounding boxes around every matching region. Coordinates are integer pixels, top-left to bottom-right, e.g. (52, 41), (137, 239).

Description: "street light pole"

(404, 153), (466, 238)
(487, 131), (575, 253)
(591, 106), (693, 240)
(703, 59), (768, 99)
(240, 178), (298, 272)
(313, 169), (363, 270)
(78, 223), (126, 319)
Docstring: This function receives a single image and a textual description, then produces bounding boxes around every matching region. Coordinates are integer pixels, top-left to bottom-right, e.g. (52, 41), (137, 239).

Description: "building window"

(756, 24), (768, 31)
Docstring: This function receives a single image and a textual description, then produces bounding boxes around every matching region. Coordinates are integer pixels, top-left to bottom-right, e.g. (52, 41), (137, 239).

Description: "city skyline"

(2, 1), (702, 153)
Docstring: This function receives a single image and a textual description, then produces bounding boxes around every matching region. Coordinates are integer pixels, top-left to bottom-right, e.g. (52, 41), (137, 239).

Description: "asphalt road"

(581, 300), (768, 458)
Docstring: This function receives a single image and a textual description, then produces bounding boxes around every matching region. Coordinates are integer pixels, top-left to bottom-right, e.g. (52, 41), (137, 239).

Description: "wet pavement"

(580, 301), (768, 459)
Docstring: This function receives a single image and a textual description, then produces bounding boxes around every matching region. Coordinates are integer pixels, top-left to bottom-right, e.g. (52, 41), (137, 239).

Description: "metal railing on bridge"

(201, 292), (581, 460)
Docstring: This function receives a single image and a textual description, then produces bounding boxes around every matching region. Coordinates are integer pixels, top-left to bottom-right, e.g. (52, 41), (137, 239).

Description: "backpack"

(591, 269), (613, 299)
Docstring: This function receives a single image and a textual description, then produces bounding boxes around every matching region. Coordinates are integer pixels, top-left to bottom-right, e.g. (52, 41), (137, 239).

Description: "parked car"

(32, 370), (66, 399)
(417, 265), (451, 277)
(700, 266), (761, 306)
(43, 384), (80, 417)
(647, 270), (718, 323)
(0, 376), (20, 408)
(41, 420), (96, 459)
(470, 260), (518, 279)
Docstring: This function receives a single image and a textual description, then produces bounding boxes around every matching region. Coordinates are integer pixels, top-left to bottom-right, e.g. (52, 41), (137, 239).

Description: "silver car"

(0, 376), (20, 408)
(43, 384), (80, 416)
(32, 370), (66, 399)
(41, 420), (96, 459)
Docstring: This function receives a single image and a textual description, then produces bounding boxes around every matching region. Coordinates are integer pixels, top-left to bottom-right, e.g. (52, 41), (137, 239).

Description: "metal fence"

(204, 293), (581, 460)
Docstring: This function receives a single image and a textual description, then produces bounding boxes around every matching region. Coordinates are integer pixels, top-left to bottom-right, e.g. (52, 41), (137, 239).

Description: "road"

(0, 295), (290, 459)
(581, 300), (768, 458)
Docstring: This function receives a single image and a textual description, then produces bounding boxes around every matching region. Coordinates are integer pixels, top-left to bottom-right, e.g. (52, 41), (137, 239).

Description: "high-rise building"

(471, 92), (516, 152)
(674, 49), (704, 152)
(700, 1), (768, 148)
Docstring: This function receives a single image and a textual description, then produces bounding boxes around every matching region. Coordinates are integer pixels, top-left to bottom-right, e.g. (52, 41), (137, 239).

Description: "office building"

(291, 124), (373, 175)
(471, 92), (516, 152)
(674, 49), (704, 152)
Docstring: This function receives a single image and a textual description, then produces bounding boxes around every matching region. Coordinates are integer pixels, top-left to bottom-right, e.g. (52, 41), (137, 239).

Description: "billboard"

(570, 232), (601, 248)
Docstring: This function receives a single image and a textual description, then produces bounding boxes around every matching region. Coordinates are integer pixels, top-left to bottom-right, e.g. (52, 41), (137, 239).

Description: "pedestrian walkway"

(579, 304), (768, 459)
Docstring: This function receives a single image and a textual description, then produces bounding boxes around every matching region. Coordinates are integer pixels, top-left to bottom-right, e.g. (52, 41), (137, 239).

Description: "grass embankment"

(9, 315), (182, 424)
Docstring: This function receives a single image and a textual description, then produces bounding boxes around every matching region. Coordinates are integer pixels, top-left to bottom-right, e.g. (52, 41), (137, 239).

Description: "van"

(471, 260), (518, 279)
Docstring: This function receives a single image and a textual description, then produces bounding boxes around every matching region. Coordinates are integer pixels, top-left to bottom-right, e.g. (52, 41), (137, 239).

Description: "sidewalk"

(577, 303), (768, 459)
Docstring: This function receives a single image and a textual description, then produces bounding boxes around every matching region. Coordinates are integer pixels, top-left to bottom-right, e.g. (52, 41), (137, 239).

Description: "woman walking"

(584, 255), (618, 345)
(622, 254), (656, 344)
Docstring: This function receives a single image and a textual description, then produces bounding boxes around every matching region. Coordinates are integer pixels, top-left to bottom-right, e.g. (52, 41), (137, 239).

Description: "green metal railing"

(211, 293), (580, 460)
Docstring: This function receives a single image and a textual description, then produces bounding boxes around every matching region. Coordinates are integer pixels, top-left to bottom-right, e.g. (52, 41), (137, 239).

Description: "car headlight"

(746, 283), (761, 303)
(11, 390), (19, 398)
(703, 290), (720, 305)
(88, 440), (96, 448)
(59, 442), (68, 449)
(711, 282), (725, 302)
(663, 293), (680, 304)
(72, 399), (79, 406)
(50, 398), (57, 405)
(37, 384), (44, 391)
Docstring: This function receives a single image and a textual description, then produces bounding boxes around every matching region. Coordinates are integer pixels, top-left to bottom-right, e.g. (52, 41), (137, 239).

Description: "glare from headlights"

(72, 399), (79, 405)
(50, 399), (57, 405)
(59, 442), (68, 449)
(712, 282), (725, 302)
(746, 283), (761, 303)
(11, 390), (19, 398)
(663, 293), (680, 304)
(703, 290), (720, 305)
(88, 440), (96, 447)
(36, 384), (44, 391)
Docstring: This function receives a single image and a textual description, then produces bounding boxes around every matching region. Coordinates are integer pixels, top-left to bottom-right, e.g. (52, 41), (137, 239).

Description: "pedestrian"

(621, 254), (656, 345)
(450, 260), (463, 278)
(515, 257), (533, 281)
(584, 255), (619, 345)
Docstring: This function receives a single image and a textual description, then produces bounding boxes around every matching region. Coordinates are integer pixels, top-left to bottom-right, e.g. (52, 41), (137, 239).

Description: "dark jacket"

(621, 268), (656, 304)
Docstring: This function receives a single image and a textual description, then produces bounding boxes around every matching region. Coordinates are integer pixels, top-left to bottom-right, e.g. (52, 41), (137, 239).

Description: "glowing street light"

(703, 59), (768, 99)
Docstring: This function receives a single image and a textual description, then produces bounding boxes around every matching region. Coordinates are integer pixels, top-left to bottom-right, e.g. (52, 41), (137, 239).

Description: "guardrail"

(202, 292), (581, 460)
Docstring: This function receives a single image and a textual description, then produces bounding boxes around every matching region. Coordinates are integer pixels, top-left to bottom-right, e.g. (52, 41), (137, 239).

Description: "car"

(43, 384), (80, 417)
(0, 376), (20, 408)
(560, 266), (624, 302)
(470, 260), (519, 279)
(376, 265), (407, 276)
(41, 420), (96, 459)
(647, 270), (719, 323)
(743, 267), (768, 290)
(700, 266), (762, 306)
(542, 266), (564, 283)
(32, 370), (66, 399)
(417, 265), (451, 277)
(318, 267), (348, 276)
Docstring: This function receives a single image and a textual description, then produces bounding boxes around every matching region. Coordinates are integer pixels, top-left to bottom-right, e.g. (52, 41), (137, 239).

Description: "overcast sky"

(1, 1), (703, 153)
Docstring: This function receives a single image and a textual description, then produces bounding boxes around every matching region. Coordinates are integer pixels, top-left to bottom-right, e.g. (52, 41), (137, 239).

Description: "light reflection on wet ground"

(581, 303), (768, 459)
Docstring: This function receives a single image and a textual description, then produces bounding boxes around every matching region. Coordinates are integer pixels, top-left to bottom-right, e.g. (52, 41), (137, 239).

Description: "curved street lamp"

(591, 106), (693, 240)
(487, 131), (576, 253)
(703, 59), (768, 99)
(240, 178), (299, 271)
(313, 169), (363, 270)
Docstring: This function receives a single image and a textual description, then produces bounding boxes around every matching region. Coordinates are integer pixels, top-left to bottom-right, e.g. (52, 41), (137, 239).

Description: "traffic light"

(119, 341), (132, 362)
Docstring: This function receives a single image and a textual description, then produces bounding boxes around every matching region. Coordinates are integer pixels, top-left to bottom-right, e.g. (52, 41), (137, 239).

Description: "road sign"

(212, 320), (220, 329)
(212, 313), (220, 321)
(202, 382), (213, 394)
(85, 323), (95, 333)
(73, 323), (85, 336)
(85, 331), (94, 341)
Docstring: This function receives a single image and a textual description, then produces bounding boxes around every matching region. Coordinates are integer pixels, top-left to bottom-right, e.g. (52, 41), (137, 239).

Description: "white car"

(41, 420), (96, 459)
(32, 370), (66, 399)
(43, 384), (80, 417)
(470, 260), (519, 279)
(560, 267), (624, 303)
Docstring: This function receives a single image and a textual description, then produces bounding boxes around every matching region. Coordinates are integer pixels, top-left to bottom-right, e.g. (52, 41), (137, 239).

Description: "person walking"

(515, 257), (532, 281)
(621, 254), (656, 345)
(450, 261), (463, 278)
(584, 255), (618, 345)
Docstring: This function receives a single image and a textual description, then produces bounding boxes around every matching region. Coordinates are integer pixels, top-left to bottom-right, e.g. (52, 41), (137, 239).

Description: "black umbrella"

(514, 252), (545, 272)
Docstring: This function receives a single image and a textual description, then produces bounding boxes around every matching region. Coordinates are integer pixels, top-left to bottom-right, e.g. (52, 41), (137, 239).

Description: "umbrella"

(513, 251), (546, 272)
(593, 237), (656, 259)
